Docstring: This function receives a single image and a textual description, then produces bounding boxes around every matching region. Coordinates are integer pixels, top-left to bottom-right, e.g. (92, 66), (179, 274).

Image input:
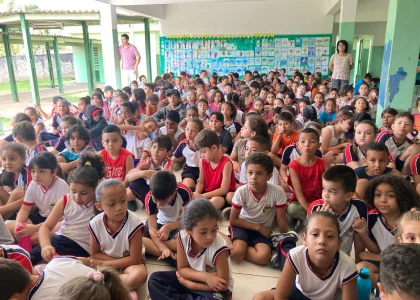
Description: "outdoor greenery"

(0, 77), (75, 94)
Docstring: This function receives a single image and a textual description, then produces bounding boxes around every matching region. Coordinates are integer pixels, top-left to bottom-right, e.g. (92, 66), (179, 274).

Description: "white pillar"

(100, 3), (121, 89)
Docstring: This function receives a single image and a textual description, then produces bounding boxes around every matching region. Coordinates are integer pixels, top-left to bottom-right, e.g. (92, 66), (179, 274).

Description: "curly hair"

(364, 174), (420, 214)
(380, 244), (420, 298)
(245, 152), (273, 174)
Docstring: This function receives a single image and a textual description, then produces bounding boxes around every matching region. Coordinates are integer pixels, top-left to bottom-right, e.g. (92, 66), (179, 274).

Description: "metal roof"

(0, 31), (102, 45)
(0, 9), (144, 29)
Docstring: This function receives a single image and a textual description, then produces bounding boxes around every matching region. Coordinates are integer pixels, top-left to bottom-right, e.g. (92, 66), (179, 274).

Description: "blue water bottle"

(357, 268), (372, 300)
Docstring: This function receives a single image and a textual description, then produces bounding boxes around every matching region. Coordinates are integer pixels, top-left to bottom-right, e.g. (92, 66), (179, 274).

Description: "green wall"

(72, 45), (105, 84)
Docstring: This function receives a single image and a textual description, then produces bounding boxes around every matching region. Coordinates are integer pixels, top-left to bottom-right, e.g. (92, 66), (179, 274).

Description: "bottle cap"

(360, 268), (370, 278)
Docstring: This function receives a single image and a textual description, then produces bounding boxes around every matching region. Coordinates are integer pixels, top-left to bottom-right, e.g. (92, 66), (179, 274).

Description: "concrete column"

(82, 21), (95, 93)
(376, 0), (420, 124)
(338, 0), (358, 51)
(53, 37), (64, 93)
(144, 18), (153, 83)
(99, 3), (121, 89)
(45, 42), (55, 88)
(20, 14), (40, 105)
(2, 26), (18, 102)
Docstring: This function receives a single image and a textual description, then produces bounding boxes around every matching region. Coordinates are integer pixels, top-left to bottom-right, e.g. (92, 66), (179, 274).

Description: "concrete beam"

(325, 0), (341, 15)
(117, 4), (165, 19)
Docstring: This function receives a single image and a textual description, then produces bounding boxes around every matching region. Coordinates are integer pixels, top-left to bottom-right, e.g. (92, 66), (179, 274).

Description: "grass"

(60, 91), (89, 104)
(0, 77), (75, 95)
(1, 117), (12, 132)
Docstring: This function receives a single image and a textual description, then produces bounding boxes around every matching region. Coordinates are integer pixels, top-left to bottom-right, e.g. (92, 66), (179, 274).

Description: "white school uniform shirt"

(22, 177), (69, 218)
(136, 136), (152, 159)
(89, 210), (144, 258)
(375, 130), (413, 160)
(122, 129), (137, 158)
(159, 126), (185, 149)
(288, 245), (358, 300)
(312, 103), (324, 116)
(34, 118), (47, 135)
(25, 144), (47, 166)
(368, 209), (395, 252)
(173, 139), (200, 167)
(29, 256), (95, 300)
(308, 199), (368, 255)
(55, 194), (95, 253)
(239, 162), (280, 185)
(145, 183), (192, 225)
(178, 229), (234, 291)
(232, 183), (287, 228)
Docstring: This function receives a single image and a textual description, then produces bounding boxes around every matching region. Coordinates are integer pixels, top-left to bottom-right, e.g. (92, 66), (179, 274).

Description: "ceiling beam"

(325, 0), (341, 15)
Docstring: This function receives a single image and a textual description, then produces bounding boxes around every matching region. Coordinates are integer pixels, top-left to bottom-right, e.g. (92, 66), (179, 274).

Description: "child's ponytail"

(68, 152), (105, 188)
(52, 267), (130, 300)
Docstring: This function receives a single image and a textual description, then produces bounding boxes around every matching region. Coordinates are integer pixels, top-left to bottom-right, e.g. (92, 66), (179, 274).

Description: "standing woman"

(329, 40), (354, 91)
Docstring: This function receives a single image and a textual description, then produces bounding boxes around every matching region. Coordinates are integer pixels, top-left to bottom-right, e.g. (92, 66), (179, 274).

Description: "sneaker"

(222, 207), (231, 220)
(269, 231), (298, 250)
(174, 162), (184, 172)
(270, 253), (279, 269)
(294, 219), (304, 233)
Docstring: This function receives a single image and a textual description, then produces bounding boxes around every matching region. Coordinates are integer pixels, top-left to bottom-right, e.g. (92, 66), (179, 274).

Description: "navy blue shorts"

(143, 221), (178, 240)
(129, 178), (149, 204)
(8, 212), (46, 225)
(229, 225), (270, 247)
(30, 234), (89, 265)
(395, 157), (405, 172)
(181, 165), (199, 182)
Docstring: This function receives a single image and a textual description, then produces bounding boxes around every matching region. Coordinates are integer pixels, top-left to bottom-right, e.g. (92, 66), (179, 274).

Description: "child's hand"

(89, 258), (102, 268)
(352, 217), (367, 234)
(158, 248), (176, 261)
(193, 192), (202, 199)
(359, 251), (376, 261)
(14, 223), (36, 240)
(166, 128), (176, 138)
(157, 225), (171, 241)
(277, 125), (284, 135)
(323, 151), (337, 163)
(206, 273), (228, 292)
(41, 245), (56, 262)
(316, 203), (334, 214)
(258, 225), (273, 238)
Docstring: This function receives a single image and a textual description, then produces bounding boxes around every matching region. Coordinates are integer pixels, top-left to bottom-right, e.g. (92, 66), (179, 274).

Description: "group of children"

(0, 68), (420, 300)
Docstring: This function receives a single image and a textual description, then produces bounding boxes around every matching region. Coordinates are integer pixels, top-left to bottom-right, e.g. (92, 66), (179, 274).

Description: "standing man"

(119, 34), (141, 86)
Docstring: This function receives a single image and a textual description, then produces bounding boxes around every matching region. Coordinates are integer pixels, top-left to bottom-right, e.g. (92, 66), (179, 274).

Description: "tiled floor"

(134, 206), (280, 300)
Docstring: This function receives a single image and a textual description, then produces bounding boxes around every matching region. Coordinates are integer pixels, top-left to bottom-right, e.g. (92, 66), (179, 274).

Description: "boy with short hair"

(193, 129), (236, 209)
(376, 112), (420, 176)
(127, 135), (173, 206)
(0, 256), (94, 300)
(209, 112), (233, 155)
(159, 110), (185, 151)
(374, 244), (420, 300)
(143, 171), (191, 263)
(239, 136), (280, 185)
(305, 165), (368, 259)
(354, 142), (400, 199)
(229, 153), (288, 265)
(50, 116), (80, 155)
(12, 121), (47, 166)
(0, 113), (31, 147)
(144, 83), (155, 97)
(153, 89), (186, 126)
(270, 111), (299, 167)
(99, 125), (134, 183)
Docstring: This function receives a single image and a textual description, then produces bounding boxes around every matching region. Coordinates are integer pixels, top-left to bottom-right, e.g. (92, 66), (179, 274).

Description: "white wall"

(334, 0), (389, 23)
(332, 22), (387, 46)
(160, 0), (335, 36)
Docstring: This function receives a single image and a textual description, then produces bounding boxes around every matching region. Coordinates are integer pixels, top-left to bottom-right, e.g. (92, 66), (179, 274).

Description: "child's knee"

(230, 242), (247, 261)
(210, 197), (225, 210)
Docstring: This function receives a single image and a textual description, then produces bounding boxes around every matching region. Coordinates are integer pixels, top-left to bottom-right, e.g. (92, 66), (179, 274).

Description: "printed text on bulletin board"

(160, 34), (332, 77)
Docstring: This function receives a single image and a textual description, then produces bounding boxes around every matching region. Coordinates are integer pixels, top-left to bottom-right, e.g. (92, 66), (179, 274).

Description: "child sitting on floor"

(127, 135), (173, 207)
(229, 153), (288, 265)
(12, 121), (47, 166)
(143, 171), (191, 264)
(148, 199), (233, 300)
(193, 129), (236, 210)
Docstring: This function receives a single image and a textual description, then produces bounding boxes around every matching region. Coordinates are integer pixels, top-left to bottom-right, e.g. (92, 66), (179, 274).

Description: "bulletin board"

(159, 34), (332, 77)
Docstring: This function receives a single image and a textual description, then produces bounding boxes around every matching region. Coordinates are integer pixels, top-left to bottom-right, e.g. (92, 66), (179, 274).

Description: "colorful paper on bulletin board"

(160, 34), (332, 77)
